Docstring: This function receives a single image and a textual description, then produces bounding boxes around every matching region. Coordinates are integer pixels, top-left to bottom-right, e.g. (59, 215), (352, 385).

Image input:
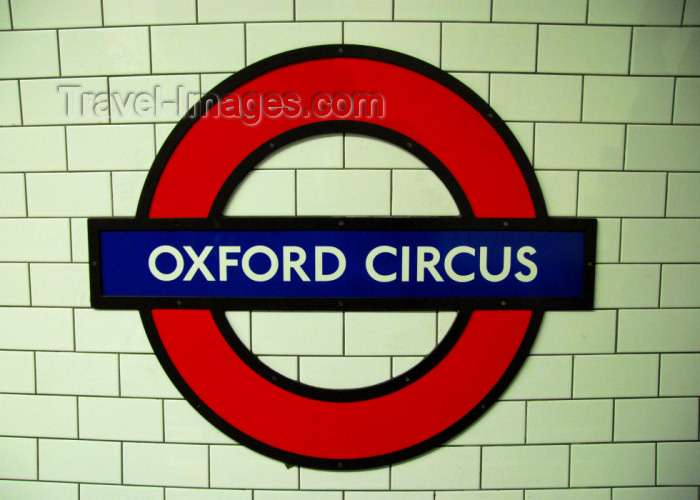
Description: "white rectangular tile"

(81, 484), (163, 500)
(656, 442), (700, 486)
(21, 77), (110, 125)
(36, 352), (119, 396)
(299, 356), (391, 389)
(0, 481), (77, 500)
(622, 219), (700, 262)
(440, 492), (525, 500)
(673, 78), (700, 124)
(123, 443), (208, 487)
(667, 173), (700, 215)
(573, 354), (658, 398)
(74, 309), (151, 353)
(0, 30), (59, 78)
(618, 309), (700, 352)
(493, 0), (587, 23)
(0, 263), (30, 305)
(258, 134), (343, 169)
(539, 25), (630, 74)
(595, 218), (622, 264)
(535, 170), (578, 216)
(296, 0), (392, 20)
(612, 487), (698, 500)
(625, 125), (700, 171)
(500, 355), (572, 400)
(685, 0), (700, 24)
(198, 0), (294, 22)
(391, 446), (480, 489)
(583, 76), (674, 124)
(0, 437), (37, 480)
(490, 74), (582, 122)
(344, 22), (441, 67)
(112, 171), (149, 216)
(79, 396), (163, 442)
(450, 401), (525, 445)
(442, 23), (537, 72)
(164, 399), (232, 444)
(482, 445), (569, 489)
(0, 80), (22, 125)
(151, 24), (245, 74)
(11, 0), (102, 28)
(531, 310), (616, 354)
(396, 0), (491, 21)
(222, 170), (295, 216)
(578, 172), (666, 217)
(614, 397), (698, 442)
(108, 75), (200, 123)
(167, 486), (250, 500)
(345, 312), (436, 356)
(297, 170), (390, 216)
(631, 27), (700, 76)
(0, 219), (71, 262)
(0, 394), (76, 438)
(120, 354), (182, 398)
(300, 466), (388, 490)
(59, 27), (150, 77)
(349, 494), (430, 500)
(251, 311), (343, 355)
(0, 350), (35, 394)
(0, 307), (73, 350)
(0, 0), (8, 28)
(26, 172), (112, 216)
(534, 123), (625, 170)
(527, 399), (612, 444)
(103, 0), (196, 25)
(571, 443), (655, 487)
(661, 264), (700, 307)
(392, 170), (460, 216)
(259, 355), (297, 381)
(67, 124), (154, 171)
(246, 22), (341, 64)
(0, 175), (25, 216)
(345, 134), (425, 169)
(594, 264), (660, 308)
(588, 0), (684, 25)
(0, 126), (66, 171)
(660, 353), (700, 396)
(39, 439), (121, 484)
(210, 445), (298, 489)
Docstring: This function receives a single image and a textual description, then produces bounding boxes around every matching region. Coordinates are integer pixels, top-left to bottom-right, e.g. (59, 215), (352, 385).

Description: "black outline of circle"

(130, 44), (556, 470)
(209, 122), (471, 403)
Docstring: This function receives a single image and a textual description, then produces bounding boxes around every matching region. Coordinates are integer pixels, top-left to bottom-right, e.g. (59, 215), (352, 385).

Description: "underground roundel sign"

(89, 45), (596, 470)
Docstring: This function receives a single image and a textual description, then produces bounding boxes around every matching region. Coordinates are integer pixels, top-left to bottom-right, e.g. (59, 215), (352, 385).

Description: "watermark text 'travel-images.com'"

(58, 84), (386, 124)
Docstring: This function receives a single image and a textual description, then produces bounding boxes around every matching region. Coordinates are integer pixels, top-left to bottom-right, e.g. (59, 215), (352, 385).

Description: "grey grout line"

(7, 0), (13, 29)
(147, 26), (153, 75)
(627, 27), (634, 76)
(243, 23), (247, 67)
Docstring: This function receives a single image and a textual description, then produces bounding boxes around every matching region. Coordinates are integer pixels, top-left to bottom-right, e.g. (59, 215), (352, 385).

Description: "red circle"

(145, 51), (537, 465)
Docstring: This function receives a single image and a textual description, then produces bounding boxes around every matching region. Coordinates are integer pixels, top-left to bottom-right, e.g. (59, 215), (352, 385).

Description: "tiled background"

(1, 0), (699, 498)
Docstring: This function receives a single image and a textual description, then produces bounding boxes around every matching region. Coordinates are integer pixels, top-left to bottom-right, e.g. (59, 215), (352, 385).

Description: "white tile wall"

(1, 1), (698, 498)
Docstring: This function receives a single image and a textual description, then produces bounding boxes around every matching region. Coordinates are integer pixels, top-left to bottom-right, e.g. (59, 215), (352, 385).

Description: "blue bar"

(99, 229), (586, 300)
